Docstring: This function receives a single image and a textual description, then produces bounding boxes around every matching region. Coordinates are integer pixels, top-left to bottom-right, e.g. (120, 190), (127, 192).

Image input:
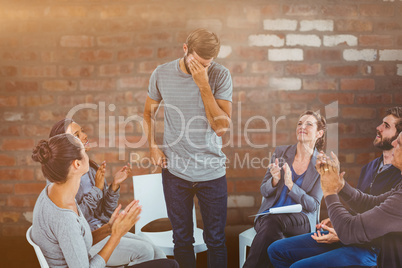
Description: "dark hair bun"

(32, 140), (52, 164)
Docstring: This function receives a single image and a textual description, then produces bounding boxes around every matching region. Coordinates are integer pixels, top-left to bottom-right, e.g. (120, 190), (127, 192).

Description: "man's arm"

(188, 58), (232, 137)
(143, 96), (166, 168)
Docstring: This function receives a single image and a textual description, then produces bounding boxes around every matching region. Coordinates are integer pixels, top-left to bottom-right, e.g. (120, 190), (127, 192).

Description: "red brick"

(97, 35), (133, 47)
(0, 96), (18, 107)
(336, 20), (373, 32)
(7, 195), (37, 208)
(235, 47), (268, 61)
(251, 62), (282, 74)
(2, 139), (34, 151)
(360, 4), (394, 17)
(235, 179), (261, 192)
(0, 168), (34, 180)
(325, 65), (358, 76)
(396, 93), (402, 104)
(303, 79), (337, 90)
(355, 94), (392, 105)
(0, 184), (13, 194)
(3, 51), (38, 61)
(321, 5), (358, 17)
(341, 79), (375, 91)
(0, 154), (16, 166)
(20, 66), (57, 77)
(233, 76), (269, 88)
(22, 124), (51, 137)
(305, 50), (342, 61)
(220, 62), (246, 75)
(0, 66), (17, 77)
(360, 64), (396, 76)
(356, 152), (376, 165)
(359, 35), (393, 47)
(340, 137), (373, 150)
(59, 65), (94, 78)
(342, 107), (376, 119)
(60, 35), (94, 47)
(261, 4), (282, 16)
(14, 183), (45, 195)
(318, 93), (355, 105)
(279, 92), (317, 102)
(98, 5), (129, 19)
(136, 33), (172, 43)
(118, 47), (154, 60)
(5, 81), (38, 92)
(286, 63), (321, 76)
(99, 63), (134, 76)
(376, 22), (402, 31)
(338, 123), (356, 135)
(283, 4), (318, 16)
(42, 80), (77, 91)
(79, 50), (114, 62)
(45, 6), (87, 18)
(79, 79), (115, 91)
(1, 224), (31, 237)
(398, 36), (402, 47)
(0, 126), (21, 136)
(138, 61), (160, 74)
(41, 50), (77, 63)
(157, 47), (182, 59)
(20, 95), (54, 107)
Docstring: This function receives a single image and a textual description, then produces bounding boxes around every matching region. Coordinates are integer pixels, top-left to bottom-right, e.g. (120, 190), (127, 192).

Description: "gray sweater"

(327, 181), (402, 267)
(32, 185), (106, 268)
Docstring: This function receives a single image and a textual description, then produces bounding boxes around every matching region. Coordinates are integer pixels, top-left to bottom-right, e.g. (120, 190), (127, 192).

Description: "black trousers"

(243, 213), (310, 268)
(129, 259), (179, 268)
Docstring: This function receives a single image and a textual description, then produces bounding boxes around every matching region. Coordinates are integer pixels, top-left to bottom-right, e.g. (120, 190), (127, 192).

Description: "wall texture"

(1, 0), (402, 238)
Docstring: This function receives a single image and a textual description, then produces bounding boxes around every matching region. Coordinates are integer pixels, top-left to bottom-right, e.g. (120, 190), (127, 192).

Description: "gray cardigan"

(257, 144), (323, 232)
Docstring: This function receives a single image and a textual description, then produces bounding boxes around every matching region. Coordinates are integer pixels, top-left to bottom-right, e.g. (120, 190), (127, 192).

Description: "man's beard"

(374, 132), (399, 150)
(183, 55), (191, 74)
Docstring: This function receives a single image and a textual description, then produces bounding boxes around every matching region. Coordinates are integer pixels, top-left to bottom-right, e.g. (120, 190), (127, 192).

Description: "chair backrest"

(26, 226), (49, 268)
(133, 173), (197, 233)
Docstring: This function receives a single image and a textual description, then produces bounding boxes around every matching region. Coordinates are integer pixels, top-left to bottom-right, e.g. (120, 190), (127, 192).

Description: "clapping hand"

(315, 151), (345, 197)
(111, 163), (133, 192)
(95, 161), (106, 191)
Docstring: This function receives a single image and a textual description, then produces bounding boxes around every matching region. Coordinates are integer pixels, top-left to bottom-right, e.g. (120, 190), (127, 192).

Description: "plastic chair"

(133, 173), (207, 256)
(27, 226), (125, 268)
(26, 226), (49, 268)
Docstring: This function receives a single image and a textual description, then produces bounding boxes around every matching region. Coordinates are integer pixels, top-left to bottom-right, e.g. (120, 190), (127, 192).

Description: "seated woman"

(243, 110), (326, 268)
(49, 119), (166, 266)
(31, 133), (178, 267)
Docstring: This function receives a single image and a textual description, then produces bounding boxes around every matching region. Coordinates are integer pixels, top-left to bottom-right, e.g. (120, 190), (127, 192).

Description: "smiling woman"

(243, 110), (326, 268)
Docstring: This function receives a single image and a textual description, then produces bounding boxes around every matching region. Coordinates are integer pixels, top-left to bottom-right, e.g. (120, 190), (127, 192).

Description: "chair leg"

(239, 244), (246, 268)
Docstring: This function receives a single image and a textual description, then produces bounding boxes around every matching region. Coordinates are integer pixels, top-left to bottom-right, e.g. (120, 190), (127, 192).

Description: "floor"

(3, 225), (252, 268)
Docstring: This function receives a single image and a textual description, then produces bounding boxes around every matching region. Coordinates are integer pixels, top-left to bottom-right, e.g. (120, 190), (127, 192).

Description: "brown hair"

(385, 107), (402, 135)
(50, 118), (98, 170)
(299, 110), (327, 151)
(186, 28), (220, 59)
(32, 134), (83, 183)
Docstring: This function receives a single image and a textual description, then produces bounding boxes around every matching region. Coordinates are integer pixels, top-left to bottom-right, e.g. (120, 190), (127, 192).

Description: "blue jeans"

(162, 169), (227, 268)
(268, 232), (378, 268)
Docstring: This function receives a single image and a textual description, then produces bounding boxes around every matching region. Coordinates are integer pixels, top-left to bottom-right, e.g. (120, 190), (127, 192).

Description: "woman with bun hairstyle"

(31, 134), (178, 268)
(243, 110), (326, 268)
(49, 119), (166, 266)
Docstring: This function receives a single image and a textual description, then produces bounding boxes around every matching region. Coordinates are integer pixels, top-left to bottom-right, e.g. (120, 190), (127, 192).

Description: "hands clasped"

(315, 151), (345, 197)
(269, 158), (293, 190)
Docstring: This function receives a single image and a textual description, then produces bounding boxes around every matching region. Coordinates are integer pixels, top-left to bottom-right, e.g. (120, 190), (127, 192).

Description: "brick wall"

(1, 0), (402, 237)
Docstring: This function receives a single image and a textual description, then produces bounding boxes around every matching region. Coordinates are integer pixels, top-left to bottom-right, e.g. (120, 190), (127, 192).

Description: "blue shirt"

(264, 165), (306, 213)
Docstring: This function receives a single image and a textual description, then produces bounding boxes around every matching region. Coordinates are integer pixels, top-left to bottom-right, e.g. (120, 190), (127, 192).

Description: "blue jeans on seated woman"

(268, 231), (378, 268)
(162, 169), (227, 268)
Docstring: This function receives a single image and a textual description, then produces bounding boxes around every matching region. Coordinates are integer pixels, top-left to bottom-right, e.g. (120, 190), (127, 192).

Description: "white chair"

(26, 226), (49, 268)
(27, 226), (125, 268)
(133, 173), (207, 256)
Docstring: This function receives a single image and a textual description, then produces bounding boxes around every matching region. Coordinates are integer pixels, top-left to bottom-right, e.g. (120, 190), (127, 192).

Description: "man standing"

(143, 28), (232, 268)
(268, 107), (402, 267)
